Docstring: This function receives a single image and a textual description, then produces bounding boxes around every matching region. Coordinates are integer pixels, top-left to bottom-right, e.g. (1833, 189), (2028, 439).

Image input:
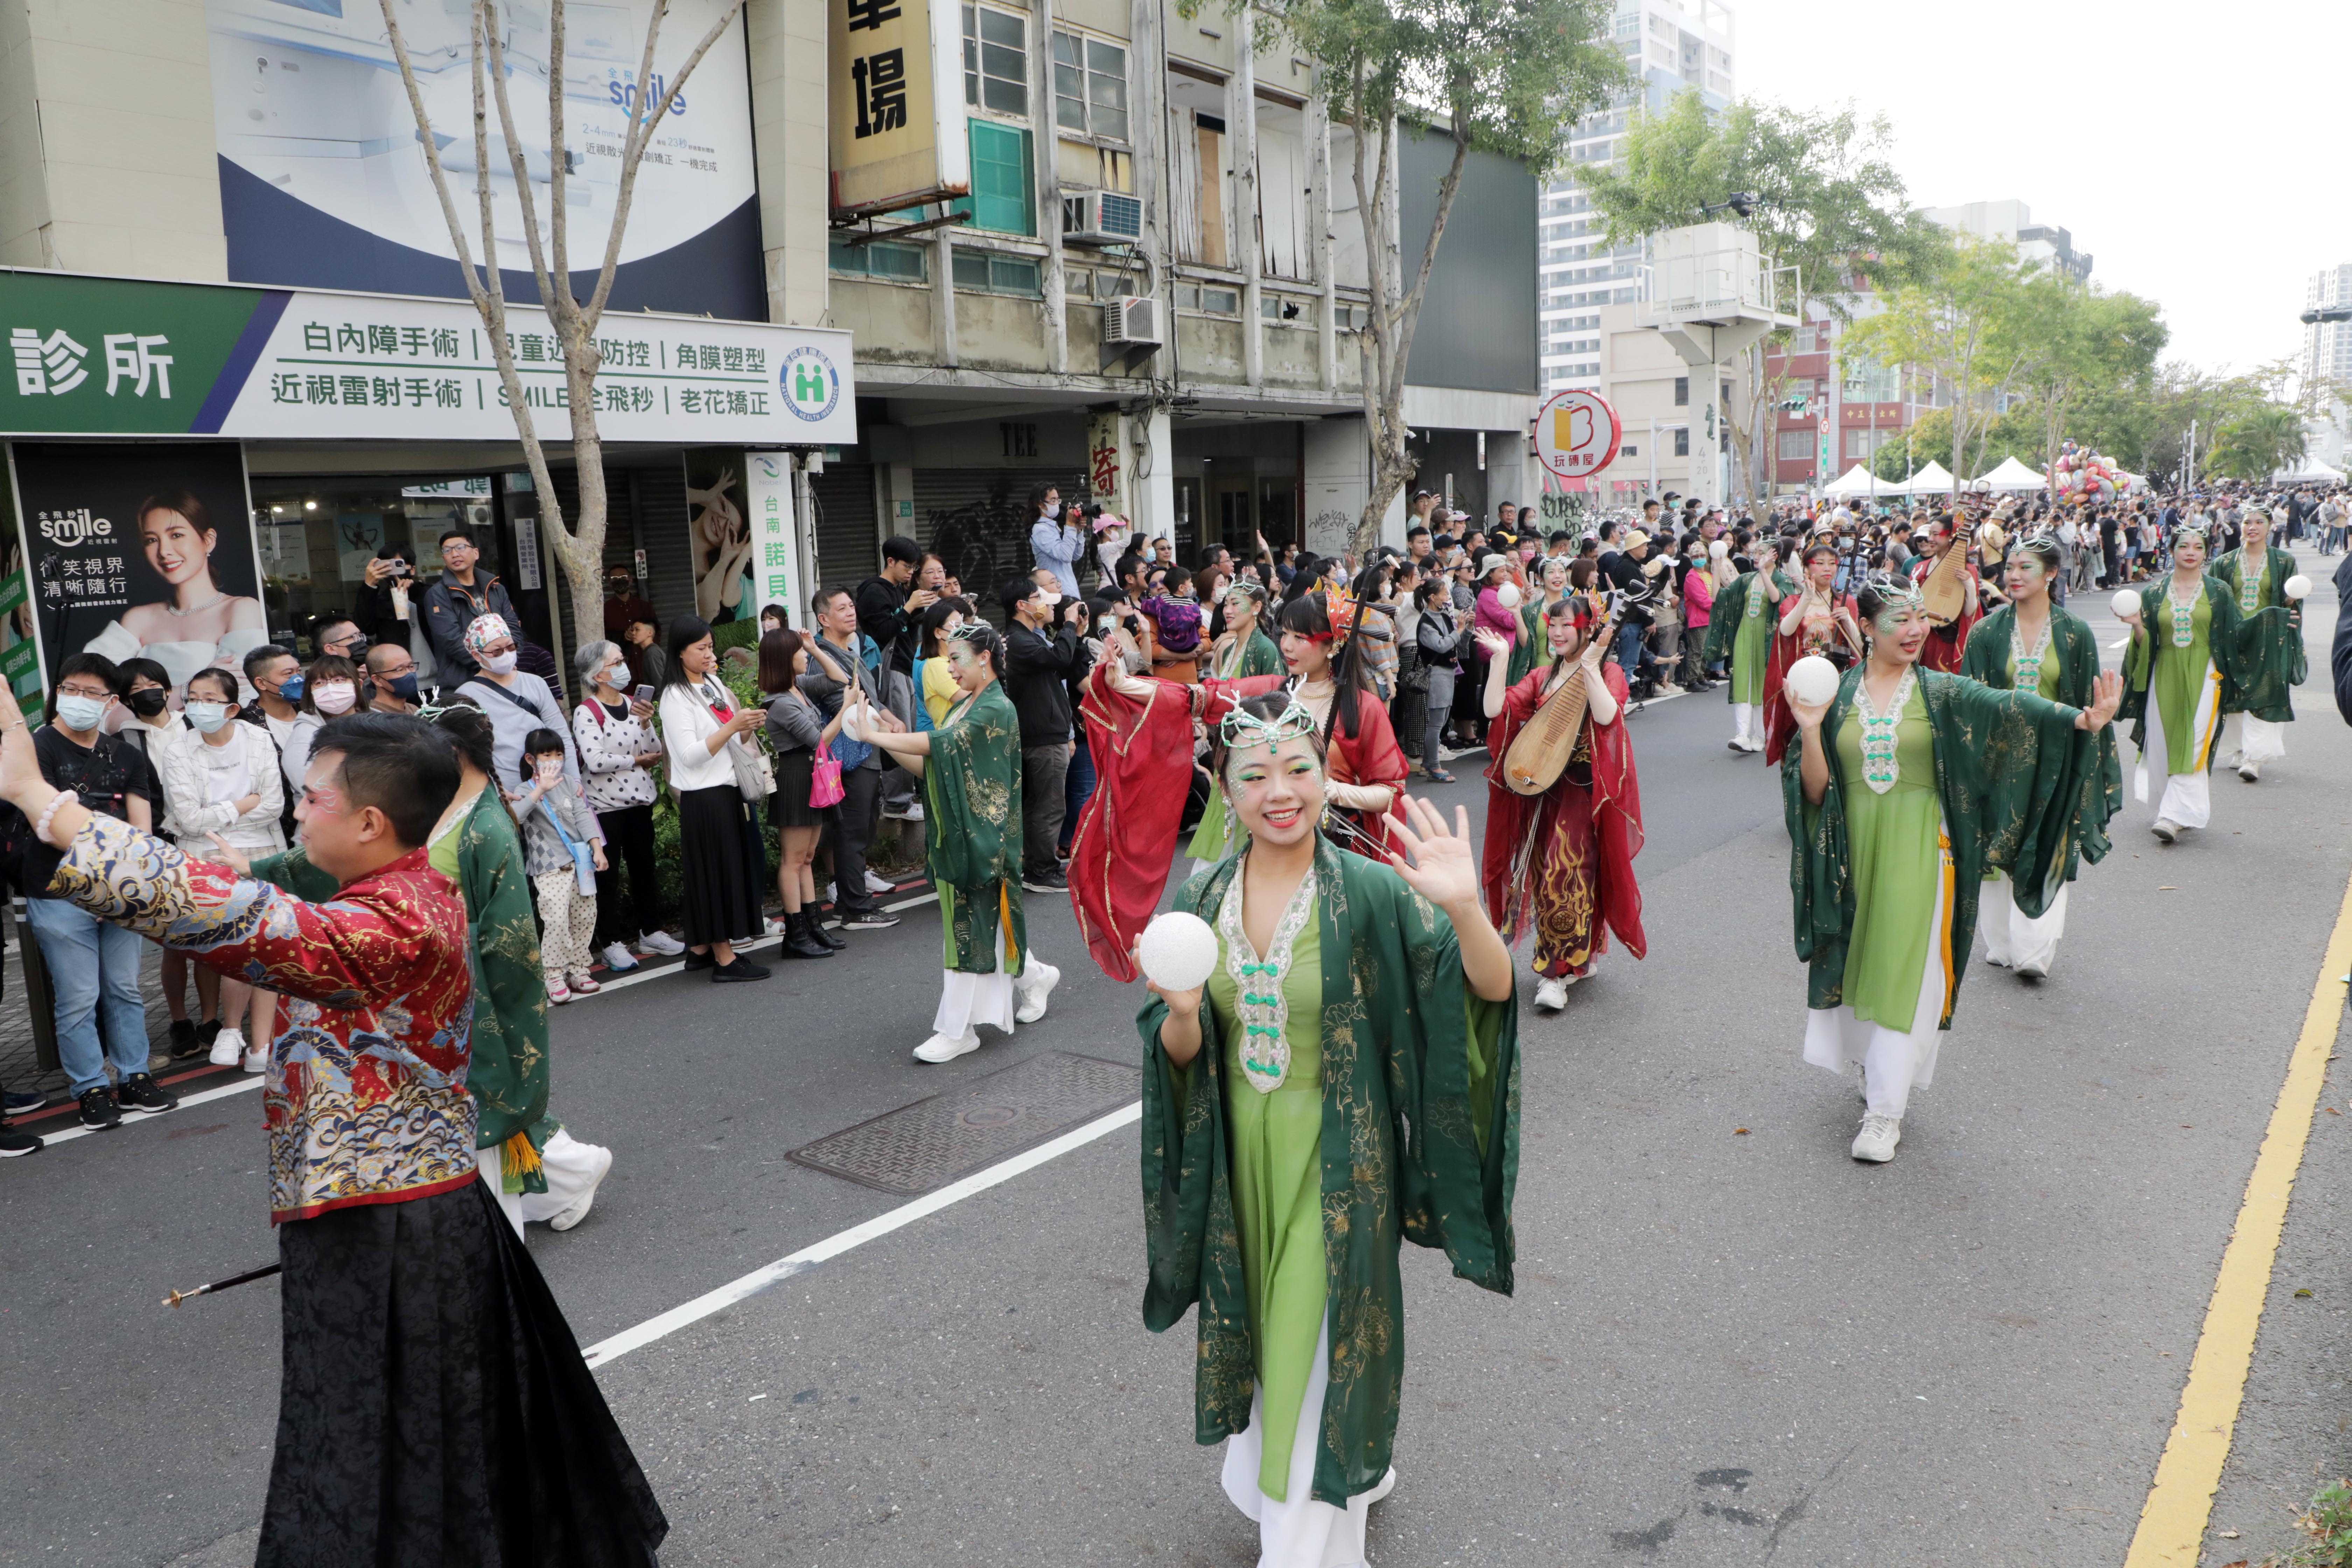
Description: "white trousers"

(1732, 702), (1756, 743)
(1981, 873), (2069, 974)
(2220, 710), (2286, 766)
(1804, 831), (1951, 1120)
(2134, 661), (2220, 828)
(1220, 1311), (1397, 1568)
(475, 1128), (614, 1239)
(933, 969), (1015, 1038)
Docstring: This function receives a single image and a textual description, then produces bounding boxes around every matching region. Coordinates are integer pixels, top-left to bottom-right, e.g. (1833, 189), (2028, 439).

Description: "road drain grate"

(787, 1051), (1138, 1196)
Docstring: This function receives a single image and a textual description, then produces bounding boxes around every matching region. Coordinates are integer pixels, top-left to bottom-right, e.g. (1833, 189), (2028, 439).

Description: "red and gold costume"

(1762, 584), (1860, 766)
(1909, 551), (1982, 675)
(1480, 652), (1646, 980)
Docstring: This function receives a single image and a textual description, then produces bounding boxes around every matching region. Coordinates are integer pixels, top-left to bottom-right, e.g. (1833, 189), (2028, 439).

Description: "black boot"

(806, 907), (849, 951)
(783, 910), (834, 959)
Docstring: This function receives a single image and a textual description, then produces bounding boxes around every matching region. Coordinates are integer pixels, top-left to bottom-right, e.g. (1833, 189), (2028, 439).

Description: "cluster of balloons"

(2053, 441), (2127, 502)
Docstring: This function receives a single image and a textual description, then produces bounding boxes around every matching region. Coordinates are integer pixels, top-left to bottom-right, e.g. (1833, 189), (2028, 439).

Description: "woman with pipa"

(2115, 520), (2247, 842)
(1473, 591), (1646, 1012)
(1134, 694), (1518, 1568)
(1960, 534), (2122, 977)
(1784, 576), (2121, 1163)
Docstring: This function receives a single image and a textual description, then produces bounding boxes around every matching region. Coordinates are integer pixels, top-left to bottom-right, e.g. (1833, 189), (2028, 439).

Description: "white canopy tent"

(1974, 456), (2046, 492)
(1822, 463), (1900, 499)
(2273, 457), (2346, 484)
(1898, 460), (1956, 496)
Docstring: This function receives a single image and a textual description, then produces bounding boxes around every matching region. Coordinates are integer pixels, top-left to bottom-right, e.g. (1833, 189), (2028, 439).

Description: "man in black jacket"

(420, 529), (518, 685)
(999, 578), (1091, 894)
(855, 535), (933, 674)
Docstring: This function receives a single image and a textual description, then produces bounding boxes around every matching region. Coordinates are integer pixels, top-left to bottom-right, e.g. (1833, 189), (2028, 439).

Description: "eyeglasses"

(56, 683), (113, 700)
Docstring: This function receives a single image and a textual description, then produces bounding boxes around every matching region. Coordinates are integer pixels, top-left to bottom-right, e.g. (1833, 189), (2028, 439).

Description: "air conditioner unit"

(1063, 189), (1143, 246)
(1104, 295), (1162, 346)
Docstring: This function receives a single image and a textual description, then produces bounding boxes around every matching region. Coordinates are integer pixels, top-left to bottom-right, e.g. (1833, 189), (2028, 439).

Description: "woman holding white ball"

(1960, 536), (2124, 978)
(2115, 521), (2248, 841)
(1700, 537), (1793, 753)
(2210, 507), (2308, 783)
(1786, 576), (2121, 1163)
(1135, 694), (1519, 1568)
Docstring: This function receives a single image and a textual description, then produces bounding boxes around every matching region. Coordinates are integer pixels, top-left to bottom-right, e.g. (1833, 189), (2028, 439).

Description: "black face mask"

(128, 688), (170, 719)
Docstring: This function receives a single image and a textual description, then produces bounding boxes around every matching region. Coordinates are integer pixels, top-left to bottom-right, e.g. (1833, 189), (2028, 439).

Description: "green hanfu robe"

(1505, 598), (1558, 687)
(924, 680), (1027, 975)
(1701, 569), (1793, 704)
(2120, 578), (2244, 775)
(1960, 604), (2123, 887)
(1139, 835), (1519, 1505)
(1183, 631), (1288, 864)
(254, 784), (554, 1189)
(1782, 666), (2098, 1030)
(2212, 544), (2305, 723)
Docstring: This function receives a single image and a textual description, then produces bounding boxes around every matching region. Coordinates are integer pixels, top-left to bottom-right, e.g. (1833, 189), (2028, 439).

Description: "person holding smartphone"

(357, 544), (419, 657)
(572, 639), (681, 968)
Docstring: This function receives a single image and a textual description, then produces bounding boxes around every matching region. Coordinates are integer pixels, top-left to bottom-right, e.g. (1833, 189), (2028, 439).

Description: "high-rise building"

(1921, 200), (2093, 282)
(2305, 263), (2352, 468)
(1536, 0), (1736, 506)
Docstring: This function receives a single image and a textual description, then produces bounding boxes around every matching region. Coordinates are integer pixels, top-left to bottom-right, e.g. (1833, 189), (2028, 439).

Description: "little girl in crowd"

(512, 726), (607, 1003)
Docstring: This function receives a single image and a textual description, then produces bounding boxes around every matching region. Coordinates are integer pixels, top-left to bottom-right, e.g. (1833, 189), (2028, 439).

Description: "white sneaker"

(2238, 761), (2260, 783)
(863, 869), (894, 896)
(1532, 977), (1569, 1011)
(547, 1144), (614, 1232)
(1851, 1113), (1901, 1163)
(209, 1028), (245, 1068)
(885, 800), (925, 822)
(2151, 818), (2180, 842)
(1013, 959), (1061, 1024)
(600, 942), (640, 972)
(1437, 745), (1466, 762)
(2015, 955), (2050, 979)
(913, 1030), (982, 1064)
(637, 929), (685, 956)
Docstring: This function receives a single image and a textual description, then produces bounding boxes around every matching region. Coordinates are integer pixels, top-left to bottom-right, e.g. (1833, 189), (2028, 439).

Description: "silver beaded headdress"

(1219, 695), (1318, 750)
(1859, 571), (1925, 617)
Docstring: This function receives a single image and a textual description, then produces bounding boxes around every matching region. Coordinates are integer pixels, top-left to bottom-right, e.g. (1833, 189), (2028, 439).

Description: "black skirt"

(767, 745), (840, 831)
(260, 1177), (666, 1568)
(677, 783), (767, 945)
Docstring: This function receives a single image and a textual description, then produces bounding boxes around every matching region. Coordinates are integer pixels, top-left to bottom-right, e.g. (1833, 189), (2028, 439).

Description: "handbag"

(810, 740), (846, 808)
(537, 798), (598, 897)
(699, 680), (776, 805)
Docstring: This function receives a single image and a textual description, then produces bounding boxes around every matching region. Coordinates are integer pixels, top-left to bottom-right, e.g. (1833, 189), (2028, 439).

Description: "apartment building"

(1921, 200), (2093, 284)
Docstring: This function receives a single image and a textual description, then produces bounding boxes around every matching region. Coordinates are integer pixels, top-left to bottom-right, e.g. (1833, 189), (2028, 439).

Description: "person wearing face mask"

(570, 639), (682, 970)
(10, 653), (175, 1130)
(1028, 482), (1085, 598)
(278, 653), (361, 808)
(160, 667), (286, 1068)
(112, 657), (210, 1059)
(364, 641), (421, 714)
(241, 644), (304, 841)
(421, 527), (520, 682)
(456, 614), (581, 798)
(601, 562), (656, 645)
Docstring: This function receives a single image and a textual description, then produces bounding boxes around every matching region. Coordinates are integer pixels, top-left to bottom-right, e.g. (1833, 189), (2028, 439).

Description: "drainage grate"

(786, 1050), (1138, 1196)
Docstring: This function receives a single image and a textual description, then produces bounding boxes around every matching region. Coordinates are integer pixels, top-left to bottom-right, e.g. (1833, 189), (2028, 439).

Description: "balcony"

(1635, 222), (1798, 369)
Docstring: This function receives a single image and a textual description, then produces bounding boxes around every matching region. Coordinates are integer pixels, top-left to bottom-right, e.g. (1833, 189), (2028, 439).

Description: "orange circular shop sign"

(1534, 389), (1622, 481)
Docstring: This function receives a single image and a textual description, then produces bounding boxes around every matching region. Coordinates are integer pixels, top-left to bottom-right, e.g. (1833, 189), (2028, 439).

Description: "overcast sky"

(1734, 0), (2350, 379)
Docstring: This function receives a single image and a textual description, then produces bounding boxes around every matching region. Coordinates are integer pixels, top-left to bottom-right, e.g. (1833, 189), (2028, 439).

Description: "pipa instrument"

(1917, 509), (1981, 627)
(1499, 595), (1619, 797)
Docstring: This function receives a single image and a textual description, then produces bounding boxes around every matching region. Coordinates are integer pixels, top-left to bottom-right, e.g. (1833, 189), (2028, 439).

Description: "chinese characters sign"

(828, 0), (968, 211)
(1534, 388), (1621, 481)
(0, 268), (855, 445)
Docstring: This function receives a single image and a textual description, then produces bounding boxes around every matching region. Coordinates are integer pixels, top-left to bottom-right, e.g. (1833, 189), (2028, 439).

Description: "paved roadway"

(3, 562), (2348, 1568)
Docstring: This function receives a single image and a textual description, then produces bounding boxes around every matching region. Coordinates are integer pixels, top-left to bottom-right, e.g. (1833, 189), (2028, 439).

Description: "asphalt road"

(4, 562), (2348, 1568)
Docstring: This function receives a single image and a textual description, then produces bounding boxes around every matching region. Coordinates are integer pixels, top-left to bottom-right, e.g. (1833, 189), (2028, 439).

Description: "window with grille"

(963, 5), (1028, 117)
(1053, 32), (1128, 141)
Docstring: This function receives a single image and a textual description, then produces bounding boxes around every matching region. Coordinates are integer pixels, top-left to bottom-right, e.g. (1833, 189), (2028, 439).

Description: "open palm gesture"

(1385, 794), (1480, 911)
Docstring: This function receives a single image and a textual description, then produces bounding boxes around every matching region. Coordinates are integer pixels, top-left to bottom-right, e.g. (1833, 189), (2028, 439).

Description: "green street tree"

(2008, 277), (2168, 478)
(1577, 91), (1933, 512)
(2208, 400), (2307, 482)
(376, 0), (746, 642)
(1259, 0), (1627, 558)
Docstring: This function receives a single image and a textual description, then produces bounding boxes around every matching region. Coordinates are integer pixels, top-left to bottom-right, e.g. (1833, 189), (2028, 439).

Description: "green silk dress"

(924, 681), (1027, 975)
(1183, 631), (1288, 865)
(1832, 690), (1944, 1034)
(2149, 590), (2214, 776)
(2212, 545), (2305, 722)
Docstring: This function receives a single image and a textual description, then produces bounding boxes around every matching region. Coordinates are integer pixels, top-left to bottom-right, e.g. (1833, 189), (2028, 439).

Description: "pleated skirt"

(677, 783), (768, 946)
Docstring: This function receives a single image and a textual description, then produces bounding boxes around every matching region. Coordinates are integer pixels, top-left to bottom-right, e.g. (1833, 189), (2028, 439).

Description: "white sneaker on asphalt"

(2151, 818), (2180, 842)
(1851, 1113), (1901, 1163)
(2238, 761), (2260, 783)
(2015, 956), (2050, 979)
(547, 1144), (615, 1232)
(1532, 977), (1569, 1012)
(600, 942), (640, 973)
(913, 1030), (982, 1064)
(637, 929), (686, 956)
(863, 869), (895, 896)
(1013, 959), (1061, 1024)
(209, 1028), (245, 1068)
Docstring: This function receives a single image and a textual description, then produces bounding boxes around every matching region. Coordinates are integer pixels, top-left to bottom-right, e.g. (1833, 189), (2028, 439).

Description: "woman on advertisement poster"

(82, 490), (269, 693)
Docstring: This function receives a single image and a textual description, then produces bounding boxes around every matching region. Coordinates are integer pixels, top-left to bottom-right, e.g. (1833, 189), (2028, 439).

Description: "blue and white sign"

(780, 345), (843, 426)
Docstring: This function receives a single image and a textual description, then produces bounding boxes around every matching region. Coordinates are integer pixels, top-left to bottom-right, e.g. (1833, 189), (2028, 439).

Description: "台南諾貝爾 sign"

(0, 268), (857, 446)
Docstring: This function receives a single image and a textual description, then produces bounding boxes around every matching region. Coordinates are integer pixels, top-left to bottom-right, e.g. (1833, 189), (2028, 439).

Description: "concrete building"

(1922, 200), (2093, 283)
(2303, 263), (2352, 469)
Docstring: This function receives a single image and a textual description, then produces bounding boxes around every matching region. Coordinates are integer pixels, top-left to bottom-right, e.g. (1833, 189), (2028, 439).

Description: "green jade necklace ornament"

(1856, 578), (1926, 796)
(1212, 694), (1326, 1093)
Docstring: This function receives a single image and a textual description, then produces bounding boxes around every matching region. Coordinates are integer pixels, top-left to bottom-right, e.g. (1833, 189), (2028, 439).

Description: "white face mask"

(187, 701), (232, 735)
(311, 681), (357, 716)
(599, 663), (628, 691)
(479, 649), (519, 676)
(1043, 500), (1062, 520)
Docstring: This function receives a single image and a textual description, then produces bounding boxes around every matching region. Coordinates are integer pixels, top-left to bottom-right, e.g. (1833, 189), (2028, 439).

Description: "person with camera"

(1002, 578), (1092, 895)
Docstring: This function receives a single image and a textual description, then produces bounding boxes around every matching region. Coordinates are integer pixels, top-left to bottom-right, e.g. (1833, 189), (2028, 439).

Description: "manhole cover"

(787, 1050), (1137, 1196)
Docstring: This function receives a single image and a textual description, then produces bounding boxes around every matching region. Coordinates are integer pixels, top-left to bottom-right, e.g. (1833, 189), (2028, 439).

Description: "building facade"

(1921, 200), (2093, 284)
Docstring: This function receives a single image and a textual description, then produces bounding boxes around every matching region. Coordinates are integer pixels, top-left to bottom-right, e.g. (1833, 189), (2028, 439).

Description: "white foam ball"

(1709, 539), (1729, 560)
(1495, 583), (1522, 609)
(2285, 574), (2312, 602)
(1785, 654), (1841, 708)
(1137, 911), (1219, 992)
(2111, 589), (2143, 619)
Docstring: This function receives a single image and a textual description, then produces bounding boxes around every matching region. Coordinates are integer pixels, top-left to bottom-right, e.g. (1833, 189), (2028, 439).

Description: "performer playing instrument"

(1908, 511), (1985, 674)
(2116, 520), (2247, 842)
(1474, 592), (1646, 1011)
(1700, 537), (1793, 753)
(1960, 536), (2123, 978)
(1138, 695), (1519, 1568)
(1786, 576), (2121, 1163)
(2211, 507), (2306, 783)
(866, 622), (1059, 1062)
(0, 706), (665, 1564)
(1762, 540), (1864, 764)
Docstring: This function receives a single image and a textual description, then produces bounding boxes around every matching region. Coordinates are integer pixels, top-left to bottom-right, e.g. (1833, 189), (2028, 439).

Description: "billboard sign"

(827, 0), (970, 211)
(0, 269), (856, 446)
(205, 0), (763, 320)
(1534, 388), (1621, 481)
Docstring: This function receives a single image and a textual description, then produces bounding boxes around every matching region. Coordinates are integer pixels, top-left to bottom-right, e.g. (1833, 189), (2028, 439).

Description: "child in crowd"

(511, 727), (606, 1003)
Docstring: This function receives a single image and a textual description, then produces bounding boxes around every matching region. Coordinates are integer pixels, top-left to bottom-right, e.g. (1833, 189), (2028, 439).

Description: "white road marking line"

(37, 1074), (266, 1149)
(580, 1100), (1143, 1369)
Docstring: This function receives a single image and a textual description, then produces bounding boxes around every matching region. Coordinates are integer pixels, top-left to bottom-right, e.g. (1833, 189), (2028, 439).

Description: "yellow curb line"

(2124, 866), (2352, 1567)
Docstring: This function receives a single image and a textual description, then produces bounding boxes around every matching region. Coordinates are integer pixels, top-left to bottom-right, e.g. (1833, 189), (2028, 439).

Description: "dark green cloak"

(1699, 569), (1796, 699)
(1960, 603), (2123, 880)
(923, 678), (1026, 975)
(1223, 629), (1283, 681)
(254, 784), (551, 1170)
(1138, 835), (1519, 1504)
(2118, 576), (2247, 761)
(1781, 667), (2099, 1029)
(2211, 545), (2306, 723)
